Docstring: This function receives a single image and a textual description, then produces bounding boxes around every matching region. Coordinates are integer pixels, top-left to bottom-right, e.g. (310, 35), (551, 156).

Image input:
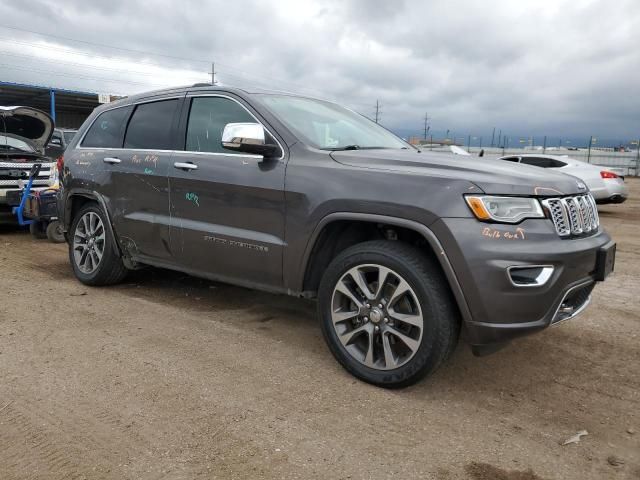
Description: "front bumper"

(431, 217), (613, 350)
(0, 185), (54, 205)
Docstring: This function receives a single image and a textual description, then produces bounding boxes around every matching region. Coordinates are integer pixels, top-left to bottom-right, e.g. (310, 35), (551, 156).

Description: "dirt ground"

(1, 180), (638, 480)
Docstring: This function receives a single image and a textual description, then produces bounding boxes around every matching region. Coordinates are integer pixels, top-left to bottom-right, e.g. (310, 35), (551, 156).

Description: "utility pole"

(209, 62), (217, 85)
(543, 135), (547, 154)
(490, 127), (495, 147)
(467, 135), (471, 152)
(497, 129), (502, 148)
(587, 135), (594, 163)
(374, 100), (381, 124)
(635, 138), (640, 175)
(423, 112), (430, 140)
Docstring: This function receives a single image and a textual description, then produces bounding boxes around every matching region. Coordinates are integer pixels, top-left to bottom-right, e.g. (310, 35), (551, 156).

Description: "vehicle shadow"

(46, 256), (637, 407)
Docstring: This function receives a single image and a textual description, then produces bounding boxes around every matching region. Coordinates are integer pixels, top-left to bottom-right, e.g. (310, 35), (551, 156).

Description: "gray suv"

(59, 85), (616, 387)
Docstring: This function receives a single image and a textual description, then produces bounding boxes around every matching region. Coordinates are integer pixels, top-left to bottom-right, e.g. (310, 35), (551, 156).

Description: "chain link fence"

(411, 137), (640, 176)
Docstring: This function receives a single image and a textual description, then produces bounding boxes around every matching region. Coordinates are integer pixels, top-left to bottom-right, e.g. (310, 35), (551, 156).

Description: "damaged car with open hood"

(0, 106), (59, 223)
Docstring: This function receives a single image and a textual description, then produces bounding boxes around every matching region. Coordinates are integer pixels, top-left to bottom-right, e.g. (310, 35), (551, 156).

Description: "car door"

(77, 97), (181, 262)
(168, 93), (286, 288)
(112, 97), (184, 262)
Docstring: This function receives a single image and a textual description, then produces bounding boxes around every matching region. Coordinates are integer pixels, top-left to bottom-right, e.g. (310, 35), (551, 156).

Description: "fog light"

(507, 265), (554, 287)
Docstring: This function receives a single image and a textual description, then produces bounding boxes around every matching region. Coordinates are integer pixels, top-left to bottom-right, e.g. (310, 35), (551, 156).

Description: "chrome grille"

(542, 194), (599, 237)
(0, 162), (52, 189)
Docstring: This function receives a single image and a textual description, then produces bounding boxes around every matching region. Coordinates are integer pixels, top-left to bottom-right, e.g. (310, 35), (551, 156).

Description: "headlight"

(465, 195), (544, 223)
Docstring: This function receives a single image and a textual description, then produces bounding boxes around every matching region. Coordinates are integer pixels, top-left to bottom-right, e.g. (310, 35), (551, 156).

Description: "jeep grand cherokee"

(58, 85), (615, 387)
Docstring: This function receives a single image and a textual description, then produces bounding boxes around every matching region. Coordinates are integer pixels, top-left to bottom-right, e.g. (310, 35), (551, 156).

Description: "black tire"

(46, 220), (66, 243)
(318, 240), (460, 388)
(29, 220), (47, 239)
(68, 203), (128, 286)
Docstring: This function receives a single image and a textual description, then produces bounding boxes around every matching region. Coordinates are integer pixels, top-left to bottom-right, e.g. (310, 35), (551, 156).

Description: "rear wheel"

(69, 204), (128, 286)
(46, 220), (66, 243)
(318, 240), (459, 388)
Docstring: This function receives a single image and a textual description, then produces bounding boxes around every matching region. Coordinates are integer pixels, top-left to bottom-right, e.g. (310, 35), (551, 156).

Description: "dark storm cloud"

(0, 0), (638, 138)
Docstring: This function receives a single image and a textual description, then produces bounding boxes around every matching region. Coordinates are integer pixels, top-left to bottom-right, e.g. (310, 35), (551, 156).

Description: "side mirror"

(49, 138), (62, 147)
(221, 123), (280, 158)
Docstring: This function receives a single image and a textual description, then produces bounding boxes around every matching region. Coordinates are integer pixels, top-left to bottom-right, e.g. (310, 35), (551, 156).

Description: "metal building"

(0, 81), (116, 128)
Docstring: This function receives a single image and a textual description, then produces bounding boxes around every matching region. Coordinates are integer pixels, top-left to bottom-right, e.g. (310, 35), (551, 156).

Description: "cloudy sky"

(1, 0), (638, 141)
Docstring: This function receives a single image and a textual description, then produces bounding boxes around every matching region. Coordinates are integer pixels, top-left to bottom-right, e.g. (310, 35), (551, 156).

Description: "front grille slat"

(542, 194), (599, 238)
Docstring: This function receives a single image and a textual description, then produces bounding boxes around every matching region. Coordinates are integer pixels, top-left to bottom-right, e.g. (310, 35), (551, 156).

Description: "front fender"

(294, 212), (473, 325)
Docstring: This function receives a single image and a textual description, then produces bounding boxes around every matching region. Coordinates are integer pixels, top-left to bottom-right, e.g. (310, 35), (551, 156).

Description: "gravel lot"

(1, 179), (638, 480)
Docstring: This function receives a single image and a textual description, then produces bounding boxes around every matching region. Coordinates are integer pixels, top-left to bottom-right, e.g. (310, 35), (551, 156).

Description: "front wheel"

(318, 240), (460, 388)
(69, 204), (128, 286)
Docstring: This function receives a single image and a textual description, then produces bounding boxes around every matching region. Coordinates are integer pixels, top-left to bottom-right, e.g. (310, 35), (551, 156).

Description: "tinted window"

(185, 97), (255, 153)
(502, 157), (520, 162)
(548, 158), (566, 168)
(124, 100), (178, 150)
(50, 133), (62, 146)
(520, 157), (555, 168)
(82, 107), (130, 148)
(63, 131), (76, 144)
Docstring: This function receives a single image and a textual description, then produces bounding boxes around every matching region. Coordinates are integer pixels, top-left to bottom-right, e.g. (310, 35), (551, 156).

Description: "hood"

(0, 106), (54, 151)
(330, 149), (587, 197)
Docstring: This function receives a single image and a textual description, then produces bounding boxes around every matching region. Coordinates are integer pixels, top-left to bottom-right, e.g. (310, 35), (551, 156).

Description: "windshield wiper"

(327, 145), (361, 151)
(325, 145), (401, 151)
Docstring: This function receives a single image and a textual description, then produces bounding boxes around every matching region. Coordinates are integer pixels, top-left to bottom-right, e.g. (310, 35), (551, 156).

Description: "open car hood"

(0, 106), (54, 151)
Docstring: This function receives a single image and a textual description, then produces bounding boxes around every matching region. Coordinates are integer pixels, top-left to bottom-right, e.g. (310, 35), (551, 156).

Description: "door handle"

(174, 162), (198, 171)
(103, 157), (121, 164)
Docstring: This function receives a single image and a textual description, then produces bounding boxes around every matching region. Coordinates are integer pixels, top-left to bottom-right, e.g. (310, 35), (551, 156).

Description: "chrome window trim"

(76, 93), (285, 161)
(506, 265), (555, 288)
(77, 96), (184, 150)
(73, 146), (262, 160)
(183, 93), (285, 161)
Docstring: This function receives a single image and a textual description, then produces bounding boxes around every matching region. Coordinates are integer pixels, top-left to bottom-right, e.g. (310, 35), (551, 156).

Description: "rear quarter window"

(81, 106), (131, 148)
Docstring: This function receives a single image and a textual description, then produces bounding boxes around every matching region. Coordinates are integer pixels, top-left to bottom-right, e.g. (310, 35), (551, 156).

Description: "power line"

(0, 62), (169, 89)
(0, 27), (377, 109)
(0, 24), (210, 65)
(0, 50), (183, 78)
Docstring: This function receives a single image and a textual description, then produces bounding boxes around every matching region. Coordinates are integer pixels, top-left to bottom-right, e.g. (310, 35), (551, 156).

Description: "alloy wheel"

(331, 264), (424, 370)
(73, 211), (106, 274)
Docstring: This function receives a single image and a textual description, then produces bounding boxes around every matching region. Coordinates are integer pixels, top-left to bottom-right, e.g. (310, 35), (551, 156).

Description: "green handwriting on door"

(185, 192), (200, 206)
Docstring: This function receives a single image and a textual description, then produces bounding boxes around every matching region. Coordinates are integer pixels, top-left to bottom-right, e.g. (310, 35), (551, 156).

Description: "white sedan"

(499, 154), (628, 204)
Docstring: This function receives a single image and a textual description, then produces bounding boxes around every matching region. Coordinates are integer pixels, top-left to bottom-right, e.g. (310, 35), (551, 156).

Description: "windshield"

(0, 134), (37, 153)
(63, 130), (77, 143)
(257, 94), (409, 150)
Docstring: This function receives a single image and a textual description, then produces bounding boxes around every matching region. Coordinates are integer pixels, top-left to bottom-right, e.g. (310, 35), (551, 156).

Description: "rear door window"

(81, 106), (131, 148)
(124, 100), (179, 150)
